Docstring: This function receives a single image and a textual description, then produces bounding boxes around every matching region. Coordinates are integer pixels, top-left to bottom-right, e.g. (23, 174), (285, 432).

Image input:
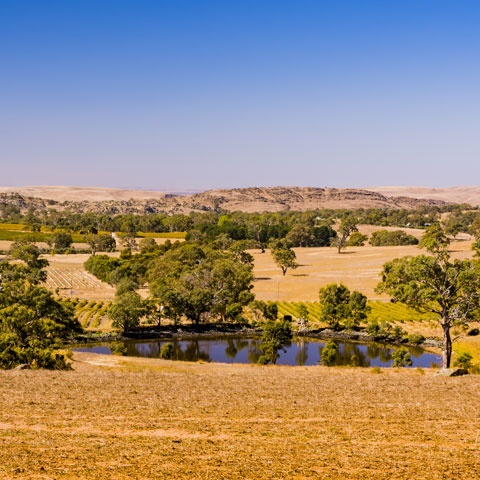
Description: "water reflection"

(75, 336), (442, 368)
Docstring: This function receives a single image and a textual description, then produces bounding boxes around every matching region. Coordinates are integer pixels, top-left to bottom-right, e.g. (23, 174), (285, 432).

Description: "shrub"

(392, 348), (413, 367)
(371, 366), (382, 374)
(159, 343), (175, 360)
(110, 343), (127, 356)
(454, 352), (473, 370)
(321, 340), (338, 366)
(369, 230), (419, 246)
(258, 320), (292, 365)
(367, 318), (395, 339)
(467, 328), (480, 336)
(407, 333), (425, 345)
(392, 325), (406, 340)
(346, 232), (368, 246)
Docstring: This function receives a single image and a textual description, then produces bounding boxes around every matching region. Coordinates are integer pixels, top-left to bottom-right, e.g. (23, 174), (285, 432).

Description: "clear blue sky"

(1, 0), (479, 191)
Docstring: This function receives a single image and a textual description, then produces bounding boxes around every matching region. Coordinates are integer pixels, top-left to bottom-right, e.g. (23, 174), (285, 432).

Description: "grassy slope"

(0, 354), (479, 480)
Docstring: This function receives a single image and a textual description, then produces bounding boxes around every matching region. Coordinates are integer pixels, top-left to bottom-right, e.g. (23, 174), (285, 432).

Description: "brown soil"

(0, 353), (479, 479)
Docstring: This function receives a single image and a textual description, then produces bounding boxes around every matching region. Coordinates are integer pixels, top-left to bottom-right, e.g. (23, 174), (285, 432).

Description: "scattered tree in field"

(318, 283), (370, 330)
(346, 232), (368, 246)
(392, 348), (412, 367)
(85, 234), (116, 255)
(0, 260), (81, 369)
(321, 340), (338, 366)
(258, 320), (292, 365)
(51, 232), (73, 251)
(271, 246), (299, 276)
(376, 225), (480, 368)
(332, 215), (358, 253)
(138, 237), (156, 250)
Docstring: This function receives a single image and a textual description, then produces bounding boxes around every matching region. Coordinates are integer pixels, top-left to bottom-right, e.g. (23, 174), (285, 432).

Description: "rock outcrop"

(0, 186), (448, 215)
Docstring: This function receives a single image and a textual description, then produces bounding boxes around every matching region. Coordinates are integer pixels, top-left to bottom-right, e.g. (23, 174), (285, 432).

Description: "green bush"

(392, 348), (413, 367)
(0, 262), (81, 370)
(159, 343), (175, 360)
(367, 318), (395, 339)
(346, 232), (368, 246)
(407, 333), (425, 345)
(369, 230), (419, 246)
(454, 352), (473, 370)
(258, 320), (292, 365)
(110, 343), (128, 356)
(321, 340), (338, 366)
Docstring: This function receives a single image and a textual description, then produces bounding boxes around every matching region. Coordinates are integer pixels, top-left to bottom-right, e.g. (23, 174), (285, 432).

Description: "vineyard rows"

(63, 299), (112, 329)
(46, 268), (102, 289)
(275, 300), (431, 324)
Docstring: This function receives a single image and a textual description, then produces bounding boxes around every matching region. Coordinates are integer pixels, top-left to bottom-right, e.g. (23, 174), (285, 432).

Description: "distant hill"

(368, 186), (480, 207)
(0, 186), (197, 202)
(0, 186), (449, 215)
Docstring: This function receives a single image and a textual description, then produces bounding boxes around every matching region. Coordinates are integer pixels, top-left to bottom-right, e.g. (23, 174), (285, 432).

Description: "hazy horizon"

(2, 1), (480, 190)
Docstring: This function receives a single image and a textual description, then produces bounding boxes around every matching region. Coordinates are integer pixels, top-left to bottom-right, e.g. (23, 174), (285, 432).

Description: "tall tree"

(376, 225), (480, 368)
(333, 215), (358, 253)
(271, 247), (299, 276)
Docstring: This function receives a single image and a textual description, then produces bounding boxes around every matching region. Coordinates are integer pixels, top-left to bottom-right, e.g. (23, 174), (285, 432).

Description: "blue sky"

(1, 1), (480, 190)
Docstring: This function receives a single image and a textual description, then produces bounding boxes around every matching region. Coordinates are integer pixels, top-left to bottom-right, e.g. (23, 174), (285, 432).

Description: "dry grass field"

(0, 353), (479, 480)
(251, 239), (475, 302)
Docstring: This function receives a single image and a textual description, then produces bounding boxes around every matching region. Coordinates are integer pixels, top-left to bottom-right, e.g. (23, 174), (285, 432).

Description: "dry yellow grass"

(251, 239), (475, 302)
(0, 353), (479, 479)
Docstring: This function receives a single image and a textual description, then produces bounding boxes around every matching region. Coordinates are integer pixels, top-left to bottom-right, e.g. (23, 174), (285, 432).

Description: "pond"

(75, 336), (442, 368)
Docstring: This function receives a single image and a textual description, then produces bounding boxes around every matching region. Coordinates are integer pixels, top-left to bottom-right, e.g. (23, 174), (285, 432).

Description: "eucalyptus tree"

(376, 225), (480, 368)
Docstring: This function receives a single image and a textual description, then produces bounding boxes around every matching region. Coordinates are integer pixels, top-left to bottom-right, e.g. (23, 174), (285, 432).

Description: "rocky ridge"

(0, 186), (448, 215)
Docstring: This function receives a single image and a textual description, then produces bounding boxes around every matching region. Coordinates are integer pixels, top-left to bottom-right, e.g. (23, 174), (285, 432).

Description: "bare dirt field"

(0, 353), (479, 480)
(251, 239), (475, 302)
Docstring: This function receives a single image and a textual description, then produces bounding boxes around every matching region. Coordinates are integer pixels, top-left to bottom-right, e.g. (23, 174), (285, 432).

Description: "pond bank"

(67, 323), (443, 350)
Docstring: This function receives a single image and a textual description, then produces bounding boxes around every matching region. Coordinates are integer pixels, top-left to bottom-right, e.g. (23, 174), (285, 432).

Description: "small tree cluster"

(318, 283), (370, 330)
(258, 320), (292, 365)
(0, 242), (81, 369)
